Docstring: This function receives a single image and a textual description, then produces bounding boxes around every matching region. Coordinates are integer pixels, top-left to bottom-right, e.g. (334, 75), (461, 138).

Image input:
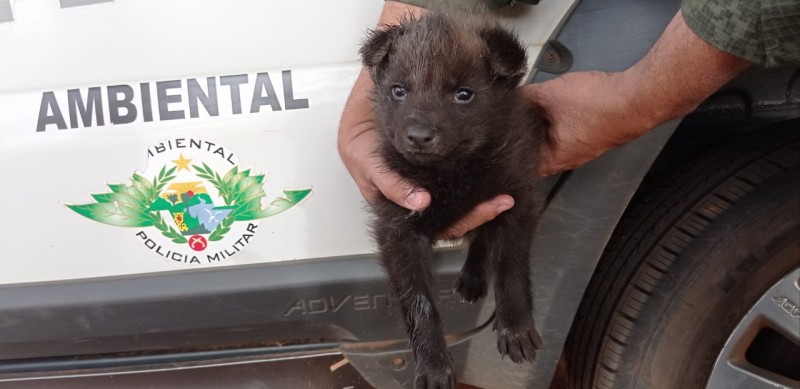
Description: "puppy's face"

(361, 13), (527, 166)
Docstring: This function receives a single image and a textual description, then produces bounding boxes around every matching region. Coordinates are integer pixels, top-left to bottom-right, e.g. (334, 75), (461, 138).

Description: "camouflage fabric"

(386, 0), (514, 10)
(388, 0), (800, 68)
(682, 0), (800, 67)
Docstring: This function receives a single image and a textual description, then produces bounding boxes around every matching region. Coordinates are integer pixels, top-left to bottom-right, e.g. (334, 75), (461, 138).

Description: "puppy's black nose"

(405, 125), (436, 147)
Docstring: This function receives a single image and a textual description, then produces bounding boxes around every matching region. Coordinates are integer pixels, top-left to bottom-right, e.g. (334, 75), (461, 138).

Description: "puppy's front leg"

(484, 209), (543, 364)
(375, 210), (455, 389)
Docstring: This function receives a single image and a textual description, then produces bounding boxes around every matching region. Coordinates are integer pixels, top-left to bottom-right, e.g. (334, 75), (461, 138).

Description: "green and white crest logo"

(67, 137), (311, 264)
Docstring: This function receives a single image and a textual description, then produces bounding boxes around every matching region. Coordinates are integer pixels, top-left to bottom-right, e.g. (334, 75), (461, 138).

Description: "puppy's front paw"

(494, 319), (543, 364)
(454, 270), (487, 303)
(414, 354), (456, 389)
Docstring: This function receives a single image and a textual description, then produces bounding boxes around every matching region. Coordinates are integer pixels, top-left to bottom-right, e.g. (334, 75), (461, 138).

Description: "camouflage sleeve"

(682, 0), (800, 67)
(385, 0), (515, 10)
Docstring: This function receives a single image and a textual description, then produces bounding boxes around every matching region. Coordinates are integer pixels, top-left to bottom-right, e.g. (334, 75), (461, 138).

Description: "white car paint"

(0, 0), (574, 284)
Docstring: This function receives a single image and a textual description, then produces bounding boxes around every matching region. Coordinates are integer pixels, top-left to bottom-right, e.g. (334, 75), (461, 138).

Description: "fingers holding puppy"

(338, 2), (429, 212)
(438, 195), (515, 239)
(338, 68), (432, 212)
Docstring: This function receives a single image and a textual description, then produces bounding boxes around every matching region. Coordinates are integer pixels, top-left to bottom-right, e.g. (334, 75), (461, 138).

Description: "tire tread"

(566, 125), (800, 389)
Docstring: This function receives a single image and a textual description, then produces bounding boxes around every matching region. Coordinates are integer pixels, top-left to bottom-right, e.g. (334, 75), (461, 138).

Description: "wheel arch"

(522, 0), (800, 385)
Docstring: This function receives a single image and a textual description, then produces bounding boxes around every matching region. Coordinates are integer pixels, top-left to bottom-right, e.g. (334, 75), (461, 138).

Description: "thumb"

(522, 80), (556, 112)
(372, 170), (431, 211)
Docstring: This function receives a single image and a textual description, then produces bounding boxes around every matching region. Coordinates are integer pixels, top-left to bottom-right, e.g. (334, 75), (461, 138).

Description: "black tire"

(566, 122), (800, 389)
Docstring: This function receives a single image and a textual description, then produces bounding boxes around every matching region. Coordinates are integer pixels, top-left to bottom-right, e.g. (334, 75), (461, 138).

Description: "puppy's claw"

(495, 320), (542, 364)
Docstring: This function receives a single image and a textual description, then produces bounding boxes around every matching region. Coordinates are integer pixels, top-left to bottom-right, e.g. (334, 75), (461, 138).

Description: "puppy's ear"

(360, 24), (402, 79)
(481, 26), (528, 87)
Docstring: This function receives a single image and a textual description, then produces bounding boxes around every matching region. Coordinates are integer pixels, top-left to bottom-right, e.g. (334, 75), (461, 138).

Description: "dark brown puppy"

(361, 11), (546, 389)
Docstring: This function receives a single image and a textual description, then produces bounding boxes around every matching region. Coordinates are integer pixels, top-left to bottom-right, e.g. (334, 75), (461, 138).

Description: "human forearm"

(620, 10), (752, 136)
(530, 10), (752, 175)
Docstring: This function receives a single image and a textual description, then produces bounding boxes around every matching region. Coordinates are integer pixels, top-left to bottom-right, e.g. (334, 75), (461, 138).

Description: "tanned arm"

(531, 10), (751, 175)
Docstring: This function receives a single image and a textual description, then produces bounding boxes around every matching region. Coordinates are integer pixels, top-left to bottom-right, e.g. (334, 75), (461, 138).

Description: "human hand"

(436, 194), (515, 239)
(524, 71), (653, 176)
(338, 110), (431, 211)
(338, 3), (432, 211)
(526, 11), (751, 176)
(438, 72), (651, 237)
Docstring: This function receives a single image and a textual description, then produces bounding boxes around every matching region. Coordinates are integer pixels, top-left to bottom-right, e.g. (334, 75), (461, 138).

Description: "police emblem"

(67, 137), (311, 264)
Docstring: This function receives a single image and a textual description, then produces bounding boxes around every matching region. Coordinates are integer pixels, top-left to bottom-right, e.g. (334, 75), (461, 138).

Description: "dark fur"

(361, 11), (546, 389)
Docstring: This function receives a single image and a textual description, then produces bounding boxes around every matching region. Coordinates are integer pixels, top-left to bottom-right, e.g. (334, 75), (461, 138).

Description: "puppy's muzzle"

(405, 125), (438, 150)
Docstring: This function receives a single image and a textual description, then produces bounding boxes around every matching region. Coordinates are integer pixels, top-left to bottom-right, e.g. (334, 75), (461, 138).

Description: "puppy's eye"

(391, 85), (407, 100)
(454, 88), (474, 103)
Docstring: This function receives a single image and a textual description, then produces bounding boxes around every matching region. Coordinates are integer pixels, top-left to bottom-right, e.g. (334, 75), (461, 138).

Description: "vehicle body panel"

(0, 0), (574, 284)
(0, 1), (581, 387)
(3, 1), (796, 388)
